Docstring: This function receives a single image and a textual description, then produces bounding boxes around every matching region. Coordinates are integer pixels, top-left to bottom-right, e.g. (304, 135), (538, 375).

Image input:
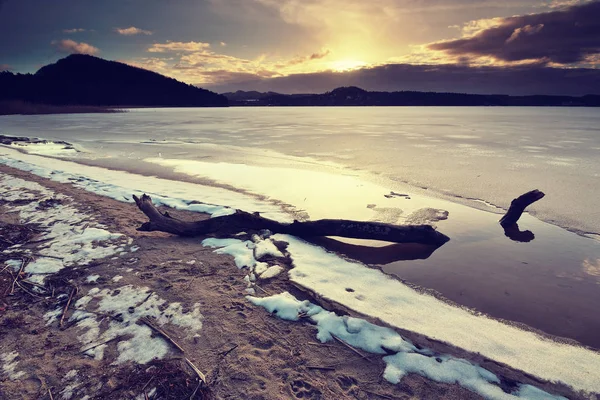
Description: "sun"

(329, 59), (368, 71)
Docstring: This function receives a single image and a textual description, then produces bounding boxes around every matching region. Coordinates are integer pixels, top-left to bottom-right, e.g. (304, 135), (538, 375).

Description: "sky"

(0, 0), (599, 95)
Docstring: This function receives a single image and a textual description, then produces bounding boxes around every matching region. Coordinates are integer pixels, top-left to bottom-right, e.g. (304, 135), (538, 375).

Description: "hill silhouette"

(224, 86), (600, 107)
(0, 55), (228, 108)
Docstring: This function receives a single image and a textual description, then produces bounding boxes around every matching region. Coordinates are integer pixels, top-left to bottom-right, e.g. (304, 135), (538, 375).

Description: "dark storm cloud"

(206, 63), (600, 96)
(428, 1), (600, 64)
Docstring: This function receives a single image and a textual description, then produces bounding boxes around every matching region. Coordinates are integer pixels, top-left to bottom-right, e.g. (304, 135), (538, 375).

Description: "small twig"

(31, 253), (63, 260)
(141, 376), (154, 391)
(20, 279), (50, 292)
(0, 237), (15, 245)
(218, 344), (238, 357)
(308, 342), (335, 347)
(184, 277), (196, 290)
(9, 257), (26, 294)
(306, 365), (336, 371)
(322, 354), (372, 368)
(361, 388), (400, 400)
(185, 357), (207, 385)
(189, 381), (202, 400)
(254, 284), (271, 296)
(59, 286), (78, 328)
(48, 389), (54, 400)
(141, 317), (185, 353)
(80, 336), (120, 354)
(15, 280), (44, 298)
(331, 334), (372, 363)
(134, 292), (154, 308)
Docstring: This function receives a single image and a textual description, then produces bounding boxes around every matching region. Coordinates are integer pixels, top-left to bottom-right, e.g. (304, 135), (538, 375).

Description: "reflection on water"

(582, 258), (600, 281)
(309, 237), (443, 265)
(503, 222), (535, 242)
(383, 207), (600, 349)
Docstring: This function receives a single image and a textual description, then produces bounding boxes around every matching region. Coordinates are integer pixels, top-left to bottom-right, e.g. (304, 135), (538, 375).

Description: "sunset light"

(1, 1), (599, 399)
(328, 59), (368, 71)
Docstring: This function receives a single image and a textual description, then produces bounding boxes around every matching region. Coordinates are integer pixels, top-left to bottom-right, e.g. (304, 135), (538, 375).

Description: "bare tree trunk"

(133, 194), (450, 246)
(499, 189), (545, 227)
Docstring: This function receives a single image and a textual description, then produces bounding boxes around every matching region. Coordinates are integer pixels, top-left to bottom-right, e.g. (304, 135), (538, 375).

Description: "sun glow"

(329, 59), (368, 71)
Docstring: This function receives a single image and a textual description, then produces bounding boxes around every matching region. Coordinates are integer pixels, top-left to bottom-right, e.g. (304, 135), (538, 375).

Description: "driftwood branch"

(499, 189), (545, 227)
(132, 194), (449, 246)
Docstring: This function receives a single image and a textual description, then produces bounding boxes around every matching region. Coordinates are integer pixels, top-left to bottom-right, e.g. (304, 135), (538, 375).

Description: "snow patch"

(1, 351), (26, 380)
(259, 265), (284, 280)
(66, 285), (203, 364)
(10, 141), (79, 157)
(0, 151), (288, 222)
(248, 292), (565, 400)
(0, 173), (128, 281)
(202, 238), (257, 269)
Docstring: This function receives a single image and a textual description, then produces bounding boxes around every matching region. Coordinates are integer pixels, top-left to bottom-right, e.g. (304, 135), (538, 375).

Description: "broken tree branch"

(500, 189), (545, 227)
(133, 194), (449, 246)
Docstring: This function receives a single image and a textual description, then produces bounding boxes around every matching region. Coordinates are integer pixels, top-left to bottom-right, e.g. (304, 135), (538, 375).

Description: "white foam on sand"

(0, 148), (289, 222)
(247, 292), (565, 400)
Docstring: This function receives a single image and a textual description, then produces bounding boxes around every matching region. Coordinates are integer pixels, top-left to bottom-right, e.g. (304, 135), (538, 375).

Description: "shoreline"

(0, 163), (586, 400)
(2, 141), (600, 350)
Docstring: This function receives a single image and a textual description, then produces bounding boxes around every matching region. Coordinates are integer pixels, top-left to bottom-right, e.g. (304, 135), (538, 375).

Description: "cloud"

(147, 41), (211, 53)
(51, 39), (99, 55)
(0, 64), (11, 71)
(122, 43), (335, 87)
(115, 26), (153, 36)
(284, 49), (331, 66)
(427, 1), (600, 65)
(204, 62), (600, 96)
(63, 28), (86, 34)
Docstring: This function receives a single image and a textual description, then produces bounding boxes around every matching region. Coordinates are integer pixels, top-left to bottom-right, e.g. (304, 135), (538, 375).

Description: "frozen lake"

(2, 107), (599, 235)
(2, 107), (600, 348)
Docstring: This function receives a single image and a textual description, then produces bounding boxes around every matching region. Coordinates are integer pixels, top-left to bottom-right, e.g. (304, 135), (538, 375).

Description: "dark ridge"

(223, 87), (600, 107)
(0, 54), (228, 108)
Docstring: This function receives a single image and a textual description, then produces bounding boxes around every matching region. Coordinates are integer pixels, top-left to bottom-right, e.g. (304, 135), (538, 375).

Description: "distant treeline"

(0, 54), (228, 110)
(224, 86), (600, 107)
(0, 100), (124, 115)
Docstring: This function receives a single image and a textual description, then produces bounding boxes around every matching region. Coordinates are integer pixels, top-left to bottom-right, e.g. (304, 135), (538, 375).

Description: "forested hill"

(224, 86), (600, 107)
(0, 55), (228, 107)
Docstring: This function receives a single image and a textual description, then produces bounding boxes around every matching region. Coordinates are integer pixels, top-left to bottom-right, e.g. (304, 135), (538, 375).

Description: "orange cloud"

(115, 27), (153, 36)
(122, 42), (335, 87)
(51, 39), (99, 55)
(148, 41), (211, 53)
